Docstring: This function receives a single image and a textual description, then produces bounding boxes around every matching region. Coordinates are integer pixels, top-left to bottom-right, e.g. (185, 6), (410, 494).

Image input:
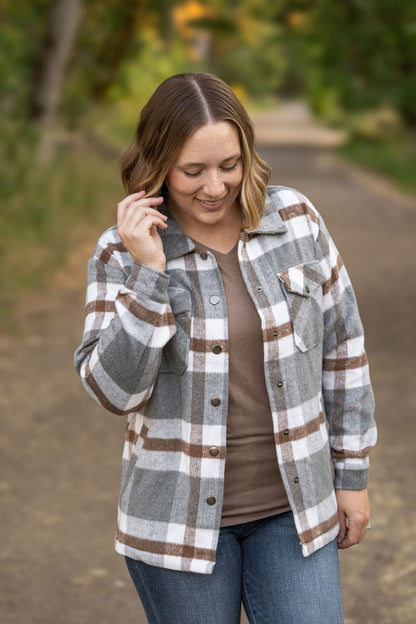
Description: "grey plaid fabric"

(74, 185), (376, 574)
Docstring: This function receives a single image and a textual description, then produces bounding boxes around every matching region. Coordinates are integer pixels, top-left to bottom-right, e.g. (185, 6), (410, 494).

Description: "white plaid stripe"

(277, 187), (302, 205)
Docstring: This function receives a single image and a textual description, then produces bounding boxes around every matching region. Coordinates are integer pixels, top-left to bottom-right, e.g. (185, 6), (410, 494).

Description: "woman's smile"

(195, 195), (227, 210)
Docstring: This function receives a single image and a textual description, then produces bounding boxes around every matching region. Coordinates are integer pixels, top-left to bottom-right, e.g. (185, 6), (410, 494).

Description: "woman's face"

(165, 121), (243, 234)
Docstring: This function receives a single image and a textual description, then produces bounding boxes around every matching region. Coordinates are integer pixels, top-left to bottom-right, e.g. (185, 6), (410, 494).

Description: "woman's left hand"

(336, 488), (371, 549)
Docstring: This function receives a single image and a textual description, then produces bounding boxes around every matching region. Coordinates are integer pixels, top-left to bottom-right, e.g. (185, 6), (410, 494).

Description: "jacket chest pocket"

(159, 286), (191, 374)
(278, 261), (325, 353)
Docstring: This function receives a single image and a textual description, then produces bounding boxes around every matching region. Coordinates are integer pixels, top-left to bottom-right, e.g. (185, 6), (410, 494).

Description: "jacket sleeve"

(74, 237), (176, 415)
(315, 213), (377, 490)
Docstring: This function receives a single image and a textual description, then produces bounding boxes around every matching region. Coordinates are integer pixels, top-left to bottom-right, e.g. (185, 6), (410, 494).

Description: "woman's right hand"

(117, 191), (167, 272)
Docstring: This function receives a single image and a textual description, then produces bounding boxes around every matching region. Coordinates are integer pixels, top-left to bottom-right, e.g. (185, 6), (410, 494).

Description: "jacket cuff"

(333, 463), (369, 490)
(125, 262), (170, 303)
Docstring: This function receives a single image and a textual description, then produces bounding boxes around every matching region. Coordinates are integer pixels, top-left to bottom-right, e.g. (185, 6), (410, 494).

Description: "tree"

(30, 0), (84, 159)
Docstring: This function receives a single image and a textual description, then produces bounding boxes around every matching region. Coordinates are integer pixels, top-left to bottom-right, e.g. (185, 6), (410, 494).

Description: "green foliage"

(84, 34), (192, 149)
(294, 0), (416, 125)
(207, 18), (286, 96)
(2, 0), (414, 125)
(62, 0), (185, 124)
(0, 117), (122, 322)
(0, 0), (188, 325)
(0, 0), (181, 124)
(185, 0), (287, 96)
(62, 0), (146, 124)
(0, 0), (51, 117)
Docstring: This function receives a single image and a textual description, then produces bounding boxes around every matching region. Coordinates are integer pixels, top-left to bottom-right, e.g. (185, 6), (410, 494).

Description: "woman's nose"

(203, 173), (225, 197)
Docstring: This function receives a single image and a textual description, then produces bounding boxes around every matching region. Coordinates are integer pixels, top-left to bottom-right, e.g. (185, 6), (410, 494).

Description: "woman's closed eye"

(184, 164), (238, 178)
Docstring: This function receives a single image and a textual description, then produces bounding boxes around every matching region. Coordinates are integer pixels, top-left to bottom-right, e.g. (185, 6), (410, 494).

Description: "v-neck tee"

(202, 240), (290, 526)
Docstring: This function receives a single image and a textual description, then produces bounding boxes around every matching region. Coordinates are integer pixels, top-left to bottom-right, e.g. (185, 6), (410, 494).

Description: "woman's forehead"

(177, 121), (241, 165)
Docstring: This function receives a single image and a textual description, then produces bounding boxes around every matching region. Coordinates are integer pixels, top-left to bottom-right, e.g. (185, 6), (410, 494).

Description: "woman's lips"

(196, 196), (226, 210)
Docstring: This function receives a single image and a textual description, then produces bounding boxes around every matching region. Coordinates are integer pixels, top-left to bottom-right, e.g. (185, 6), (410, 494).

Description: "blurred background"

(1, 1), (416, 623)
(1, 0), (415, 317)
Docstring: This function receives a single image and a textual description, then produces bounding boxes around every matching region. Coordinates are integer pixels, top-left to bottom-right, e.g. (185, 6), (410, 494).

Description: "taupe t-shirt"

(203, 240), (291, 526)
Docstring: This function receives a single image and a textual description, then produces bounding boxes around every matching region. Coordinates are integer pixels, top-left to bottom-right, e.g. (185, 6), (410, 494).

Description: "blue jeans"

(125, 511), (344, 624)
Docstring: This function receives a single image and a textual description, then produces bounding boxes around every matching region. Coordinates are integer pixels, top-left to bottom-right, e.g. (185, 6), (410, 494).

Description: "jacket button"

(256, 285), (263, 291)
(305, 285), (310, 294)
(200, 252), (208, 260)
(273, 331), (278, 337)
(210, 295), (220, 305)
(277, 381), (283, 388)
(206, 496), (216, 505)
(294, 477), (299, 484)
(284, 429), (290, 436)
(211, 397), (221, 407)
(209, 447), (219, 457)
(212, 345), (222, 354)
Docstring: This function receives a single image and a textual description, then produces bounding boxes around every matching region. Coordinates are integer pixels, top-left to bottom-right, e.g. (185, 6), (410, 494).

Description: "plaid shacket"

(74, 185), (376, 574)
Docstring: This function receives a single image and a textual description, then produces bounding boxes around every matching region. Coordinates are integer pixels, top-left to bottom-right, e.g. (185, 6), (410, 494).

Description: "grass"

(0, 118), (123, 328)
(339, 131), (416, 196)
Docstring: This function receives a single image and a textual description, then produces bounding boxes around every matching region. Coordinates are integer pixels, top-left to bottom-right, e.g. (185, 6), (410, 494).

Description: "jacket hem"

(115, 540), (216, 575)
(300, 523), (340, 557)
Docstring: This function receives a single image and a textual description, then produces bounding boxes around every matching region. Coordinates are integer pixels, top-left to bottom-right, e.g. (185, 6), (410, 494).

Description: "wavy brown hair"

(121, 73), (270, 230)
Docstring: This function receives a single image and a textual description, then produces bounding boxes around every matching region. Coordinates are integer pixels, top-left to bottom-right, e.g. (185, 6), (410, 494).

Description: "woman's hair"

(121, 73), (271, 231)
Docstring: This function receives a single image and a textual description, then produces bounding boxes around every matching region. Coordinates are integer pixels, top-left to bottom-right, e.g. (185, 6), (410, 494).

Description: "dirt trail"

(1, 104), (416, 623)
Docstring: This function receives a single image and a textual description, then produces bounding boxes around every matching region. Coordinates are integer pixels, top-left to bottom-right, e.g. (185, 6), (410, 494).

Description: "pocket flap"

(279, 261), (325, 297)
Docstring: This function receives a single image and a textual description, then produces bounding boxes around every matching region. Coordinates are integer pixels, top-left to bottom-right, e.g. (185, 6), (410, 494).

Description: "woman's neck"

(191, 223), (241, 254)
(170, 202), (242, 254)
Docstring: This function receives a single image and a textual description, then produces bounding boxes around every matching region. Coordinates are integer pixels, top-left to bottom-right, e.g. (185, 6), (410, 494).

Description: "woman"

(74, 73), (376, 623)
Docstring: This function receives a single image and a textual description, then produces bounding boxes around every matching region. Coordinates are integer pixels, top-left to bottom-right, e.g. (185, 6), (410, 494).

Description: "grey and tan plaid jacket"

(74, 185), (376, 574)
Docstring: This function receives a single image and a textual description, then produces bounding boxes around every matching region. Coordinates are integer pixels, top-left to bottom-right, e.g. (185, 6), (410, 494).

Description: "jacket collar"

(247, 194), (288, 236)
(159, 191), (287, 260)
(159, 211), (196, 260)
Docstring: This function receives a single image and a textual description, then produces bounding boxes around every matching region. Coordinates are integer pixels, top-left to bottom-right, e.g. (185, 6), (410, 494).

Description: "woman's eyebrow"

(179, 153), (241, 167)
